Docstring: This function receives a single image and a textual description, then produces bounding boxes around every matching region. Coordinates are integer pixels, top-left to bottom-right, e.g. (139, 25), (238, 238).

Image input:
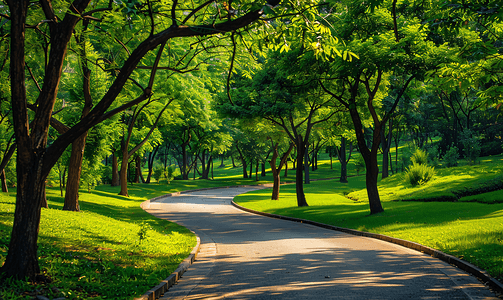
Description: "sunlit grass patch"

(234, 159), (503, 283)
(0, 187), (196, 299)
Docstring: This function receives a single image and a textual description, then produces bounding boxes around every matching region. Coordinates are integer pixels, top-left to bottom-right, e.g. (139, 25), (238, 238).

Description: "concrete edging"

(231, 200), (503, 295)
(134, 234), (200, 300)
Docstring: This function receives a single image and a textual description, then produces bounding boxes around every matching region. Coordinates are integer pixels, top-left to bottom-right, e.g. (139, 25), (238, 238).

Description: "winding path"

(143, 186), (498, 300)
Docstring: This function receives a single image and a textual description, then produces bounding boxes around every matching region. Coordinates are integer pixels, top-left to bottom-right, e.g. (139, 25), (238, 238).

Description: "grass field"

(1, 151), (502, 298)
(234, 154), (503, 283)
(0, 186), (198, 299)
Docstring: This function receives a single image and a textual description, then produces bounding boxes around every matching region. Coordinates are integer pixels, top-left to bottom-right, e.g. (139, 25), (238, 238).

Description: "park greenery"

(0, 0), (502, 298)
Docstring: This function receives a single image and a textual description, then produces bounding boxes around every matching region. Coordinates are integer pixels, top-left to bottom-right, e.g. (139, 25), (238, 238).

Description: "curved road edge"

(134, 184), (273, 300)
(231, 200), (503, 296)
(134, 200), (201, 300)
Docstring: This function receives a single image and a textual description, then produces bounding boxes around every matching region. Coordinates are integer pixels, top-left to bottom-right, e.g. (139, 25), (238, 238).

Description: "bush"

(460, 130), (481, 165)
(411, 148), (428, 165)
(404, 163), (435, 186)
(443, 145), (459, 167)
(153, 166), (164, 183)
(352, 154), (366, 176)
(426, 145), (440, 167)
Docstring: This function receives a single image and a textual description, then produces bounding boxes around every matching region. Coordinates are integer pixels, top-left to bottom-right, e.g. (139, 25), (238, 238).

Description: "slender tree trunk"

(134, 155), (141, 183)
(338, 137), (348, 183)
(235, 144), (248, 178)
(145, 147), (158, 183)
(249, 160), (253, 180)
(284, 161), (288, 178)
(261, 162), (266, 176)
(269, 143), (294, 200)
(63, 132), (88, 211)
(111, 153), (119, 186)
(1, 169), (8, 193)
(296, 136), (308, 206)
(232, 155), (237, 168)
(0, 143), (16, 193)
(219, 155), (225, 168)
(304, 143), (310, 184)
(381, 119), (392, 180)
(255, 159), (259, 181)
(182, 143), (189, 180)
(349, 105), (384, 215)
(119, 143), (129, 196)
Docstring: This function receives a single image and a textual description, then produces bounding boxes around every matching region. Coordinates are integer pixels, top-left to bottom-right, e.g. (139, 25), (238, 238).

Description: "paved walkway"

(144, 186), (498, 300)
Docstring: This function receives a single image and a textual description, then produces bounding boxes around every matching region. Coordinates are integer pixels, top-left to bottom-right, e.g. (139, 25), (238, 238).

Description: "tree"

(2, 0), (276, 280)
(217, 49), (344, 206)
(319, 0), (449, 214)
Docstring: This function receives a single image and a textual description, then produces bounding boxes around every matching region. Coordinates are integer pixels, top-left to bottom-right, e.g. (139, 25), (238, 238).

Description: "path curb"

(231, 200), (503, 295)
(135, 199), (202, 300)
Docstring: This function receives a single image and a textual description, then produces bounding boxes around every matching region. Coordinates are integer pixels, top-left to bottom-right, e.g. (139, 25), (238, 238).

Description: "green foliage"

(460, 130), (481, 165)
(352, 154), (366, 176)
(410, 148), (428, 165)
(426, 145), (440, 167)
(153, 166), (164, 183)
(404, 163), (435, 186)
(443, 145), (459, 167)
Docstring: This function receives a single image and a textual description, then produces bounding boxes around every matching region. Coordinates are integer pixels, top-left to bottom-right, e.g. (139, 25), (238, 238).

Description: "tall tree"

(2, 0), (277, 280)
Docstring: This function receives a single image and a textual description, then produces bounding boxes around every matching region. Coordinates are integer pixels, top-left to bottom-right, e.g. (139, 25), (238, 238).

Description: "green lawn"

(0, 185), (198, 299)
(2, 153), (502, 298)
(234, 155), (503, 283)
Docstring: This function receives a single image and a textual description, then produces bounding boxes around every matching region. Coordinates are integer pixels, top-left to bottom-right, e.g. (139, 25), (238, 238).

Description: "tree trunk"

(219, 155), (225, 168)
(255, 159), (259, 181)
(349, 104), (384, 215)
(269, 143), (293, 200)
(182, 143), (189, 180)
(235, 144), (248, 178)
(111, 153), (119, 186)
(1, 169), (7, 193)
(381, 119), (392, 180)
(284, 161), (288, 178)
(145, 147), (158, 183)
(249, 160), (253, 179)
(304, 143), (310, 184)
(338, 137), (348, 183)
(63, 132), (88, 211)
(296, 136), (308, 206)
(134, 155), (141, 183)
(0, 143), (16, 193)
(119, 144), (129, 196)
(261, 162), (266, 177)
(1, 151), (46, 279)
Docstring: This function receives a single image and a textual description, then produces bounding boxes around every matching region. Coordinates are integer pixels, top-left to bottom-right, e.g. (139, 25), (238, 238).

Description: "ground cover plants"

(234, 154), (503, 283)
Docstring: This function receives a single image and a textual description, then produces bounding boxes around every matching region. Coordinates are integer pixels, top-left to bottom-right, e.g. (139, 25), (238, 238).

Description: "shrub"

(460, 130), (481, 165)
(411, 148), (428, 165)
(443, 145), (459, 167)
(352, 154), (366, 176)
(153, 166), (164, 183)
(404, 163), (435, 186)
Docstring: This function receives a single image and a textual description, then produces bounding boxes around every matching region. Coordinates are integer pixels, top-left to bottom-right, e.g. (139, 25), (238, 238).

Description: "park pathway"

(143, 186), (498, 300)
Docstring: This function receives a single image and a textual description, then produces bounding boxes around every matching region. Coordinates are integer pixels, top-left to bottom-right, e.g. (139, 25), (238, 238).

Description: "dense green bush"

(411, 148), (428, 165)
(153, 166), (164, 183)
(460, 130), (481, 165)
(404, 163), (435, 186)
(352, 154), (366, 176)
(443, 145), (459, 167)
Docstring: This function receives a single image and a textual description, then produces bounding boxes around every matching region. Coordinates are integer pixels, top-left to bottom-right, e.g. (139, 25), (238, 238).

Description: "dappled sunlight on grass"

(235, 156), (503, 282)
